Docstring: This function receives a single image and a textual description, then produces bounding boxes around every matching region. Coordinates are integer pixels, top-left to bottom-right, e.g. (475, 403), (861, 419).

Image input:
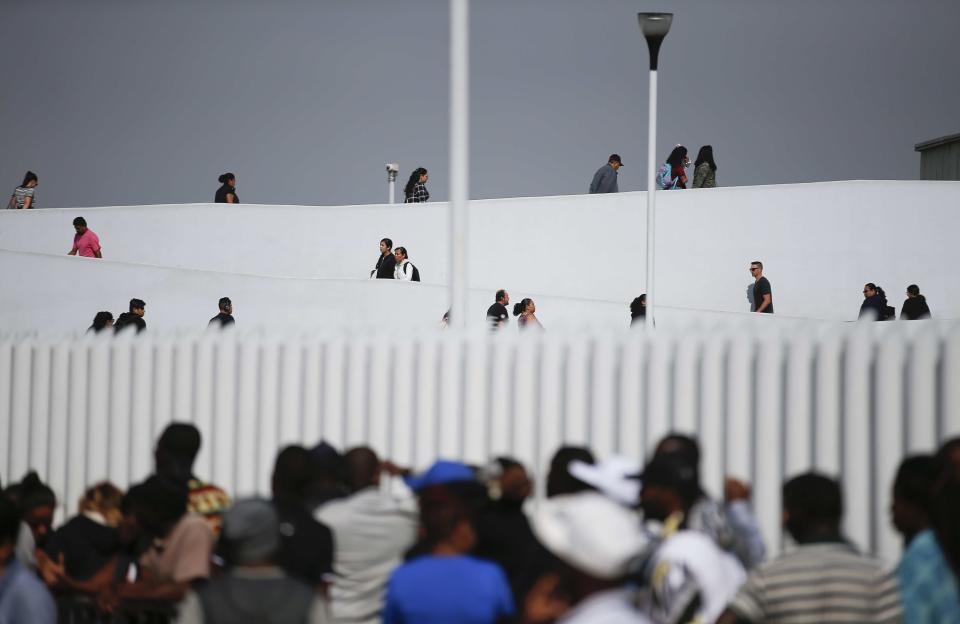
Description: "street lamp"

(386, 163), (399, 204)
(638, 12), (672, 331)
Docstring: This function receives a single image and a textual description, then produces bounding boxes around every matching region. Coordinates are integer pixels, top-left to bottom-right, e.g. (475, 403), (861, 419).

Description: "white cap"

(568, 456), (641, 507)
(532, 491), (648, 580)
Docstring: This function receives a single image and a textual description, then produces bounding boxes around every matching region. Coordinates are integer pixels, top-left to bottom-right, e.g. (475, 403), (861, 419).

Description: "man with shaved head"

(316, 447), (418, 624)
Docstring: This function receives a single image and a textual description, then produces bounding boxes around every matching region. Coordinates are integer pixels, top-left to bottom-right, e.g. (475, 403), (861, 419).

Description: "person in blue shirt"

(383, 463), (515, 624)
(895, 450), (960, 623)
(0, 495), (57, 624)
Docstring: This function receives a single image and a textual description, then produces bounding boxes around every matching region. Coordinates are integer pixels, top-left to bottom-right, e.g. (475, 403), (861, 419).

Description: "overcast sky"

(2, 0), (957, 208)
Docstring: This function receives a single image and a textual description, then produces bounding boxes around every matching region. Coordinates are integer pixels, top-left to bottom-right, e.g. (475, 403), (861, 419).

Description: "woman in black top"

(403, 167), (429, 203)
(901, 284), (932, 320)
(215, 172), (239, 204)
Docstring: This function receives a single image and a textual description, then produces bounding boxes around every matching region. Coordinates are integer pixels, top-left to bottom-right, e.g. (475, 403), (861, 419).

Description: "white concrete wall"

(2, 181), (959, 327)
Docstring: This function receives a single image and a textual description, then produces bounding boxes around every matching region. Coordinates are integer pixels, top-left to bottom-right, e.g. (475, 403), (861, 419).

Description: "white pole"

(388, 178), (395, 205)
(645, 69), (657, 331)
(449, 0), (469, 328)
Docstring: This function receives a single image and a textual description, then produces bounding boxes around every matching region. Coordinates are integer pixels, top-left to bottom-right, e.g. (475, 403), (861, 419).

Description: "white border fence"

(2, 324), (959, 562)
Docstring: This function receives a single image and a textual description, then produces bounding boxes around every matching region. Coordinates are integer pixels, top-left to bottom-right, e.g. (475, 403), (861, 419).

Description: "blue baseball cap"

(404, 460), (476, 492)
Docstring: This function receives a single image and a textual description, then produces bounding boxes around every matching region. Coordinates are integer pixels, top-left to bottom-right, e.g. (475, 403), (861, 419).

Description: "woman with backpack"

(393, 247), (420, 281)
(656, 146), (689, 190)
(692, 145), (717, 188)
(403, 167), (430, 203)
(7, 171), (38, 209)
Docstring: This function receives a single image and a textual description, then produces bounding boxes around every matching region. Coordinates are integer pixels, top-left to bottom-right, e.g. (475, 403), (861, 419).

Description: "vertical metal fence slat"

(462, 336), (491, 466)
(563, 339), (590, 446)
(784, 337), (814, 476)
(235, 340), (260, 498)
(345, 339), (368, 448)
(9, 343), (33, 481)
(699, 337), (726, 499)
(438, 338), (464, 459)
(0, 342), (13, 482)
(944, 329), (960, 439)
(842, 331), (873, 553)
(875, 335), (906, 562)
(589, 337), (617, 459)
(673, 336), (700, 434)
(414, 338), (439, 467)
(107, 341), (132, 488)
(29, 343), (51, 488)
(367, 338), (393, 459)
(538, 339), (565, 481)
(646, 337), (673, 451)
(617, 339), (646, 463)
(725, 339), (754, 480)
(193, 338), (215, 481)
(389, 340), (415, 465)
(130, 340), (155, 485)
(322, 339), (347, 449)
(48, 342), (71, 523)
(814, 336), (843, 475)
(301, 341), (323, 447)
(65, 342), (89, 525)
(278, 340), (304, 448)
(257, 341), (280, 496)
(754, 336), (785, 558)
(86, 341), (111, 484)
(907, 332), (939, 452)
(511, 339), (538, 467)
(212, 338), (238, 496)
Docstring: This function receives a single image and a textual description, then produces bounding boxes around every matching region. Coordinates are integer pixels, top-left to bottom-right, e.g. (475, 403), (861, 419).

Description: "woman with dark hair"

(901, 284), (932, 320)
(88, 311), (114, 333)
(692, 145), (717, 188)
(657, 146), (689, 190)
(513, 298), (543, 330)
(403, 168), (429, 203)
(7, 171), (38, 209)
(214, 173), (239, 204)
(630, 294), (646, 326)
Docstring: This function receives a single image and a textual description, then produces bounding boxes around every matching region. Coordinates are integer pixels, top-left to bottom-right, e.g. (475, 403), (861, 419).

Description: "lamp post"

(386, 163), (399, 204)
(449, 0), (469, 328)
(638, 12), (672, 331)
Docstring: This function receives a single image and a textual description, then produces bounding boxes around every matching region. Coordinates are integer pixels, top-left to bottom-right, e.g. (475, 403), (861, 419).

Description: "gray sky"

(2, 0), (957, 208)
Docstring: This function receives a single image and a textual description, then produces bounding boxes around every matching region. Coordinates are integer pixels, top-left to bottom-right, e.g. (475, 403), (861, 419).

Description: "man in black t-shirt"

(115, 298), (147, 333)
(486, 290), (510, 329)
(208, 297), (235, 328)
(750, 261), (774, 314)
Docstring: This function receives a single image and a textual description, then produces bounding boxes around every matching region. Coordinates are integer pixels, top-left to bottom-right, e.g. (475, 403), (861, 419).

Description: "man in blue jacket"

(589, 154), (623, 193)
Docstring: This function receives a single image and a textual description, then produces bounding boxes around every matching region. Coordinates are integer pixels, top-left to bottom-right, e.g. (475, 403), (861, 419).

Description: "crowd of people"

(6, 172), (942, 329)
(1, 423), (958, 623)
(589, 145), (718, 194)
(85, 297), (235, 334)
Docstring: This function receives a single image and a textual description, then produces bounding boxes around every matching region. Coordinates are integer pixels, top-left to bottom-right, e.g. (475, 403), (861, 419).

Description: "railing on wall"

(2, 324), (959, 563)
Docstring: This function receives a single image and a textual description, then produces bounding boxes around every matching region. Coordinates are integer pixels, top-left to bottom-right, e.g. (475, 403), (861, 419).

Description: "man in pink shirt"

(68, 216), (102, 258)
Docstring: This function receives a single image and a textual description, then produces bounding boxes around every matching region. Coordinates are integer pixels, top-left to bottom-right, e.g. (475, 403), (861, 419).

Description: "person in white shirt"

(392, 247), (419, 282)
(315, 447), (418, 624)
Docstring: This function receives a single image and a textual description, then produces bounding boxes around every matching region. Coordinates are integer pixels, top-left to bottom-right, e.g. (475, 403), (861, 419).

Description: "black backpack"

(403, 263), (421, 282)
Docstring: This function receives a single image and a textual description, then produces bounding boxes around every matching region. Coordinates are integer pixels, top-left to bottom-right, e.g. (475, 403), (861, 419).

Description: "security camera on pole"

(386, 163), (399, 204)
(638, 13), (672, 331)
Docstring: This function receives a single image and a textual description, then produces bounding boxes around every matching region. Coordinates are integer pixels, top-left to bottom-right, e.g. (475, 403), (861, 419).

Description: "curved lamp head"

(638, 12), (673, 70)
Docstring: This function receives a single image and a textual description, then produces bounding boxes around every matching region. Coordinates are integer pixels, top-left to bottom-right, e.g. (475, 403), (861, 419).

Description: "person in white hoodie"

(393, 247), (420, 282)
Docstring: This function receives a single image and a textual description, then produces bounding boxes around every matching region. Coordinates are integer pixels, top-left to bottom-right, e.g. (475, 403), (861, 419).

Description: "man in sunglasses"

(749, 262), (773, 314)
